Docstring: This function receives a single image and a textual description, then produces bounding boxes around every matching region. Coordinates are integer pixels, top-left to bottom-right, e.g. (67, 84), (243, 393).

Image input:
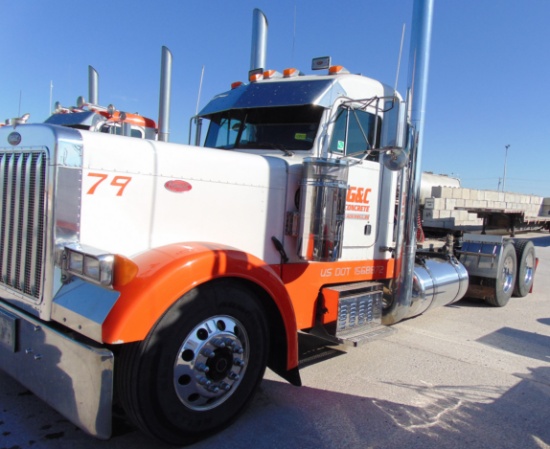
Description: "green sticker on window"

(295, 133), (307, 141)
(337, 140), (345, 151)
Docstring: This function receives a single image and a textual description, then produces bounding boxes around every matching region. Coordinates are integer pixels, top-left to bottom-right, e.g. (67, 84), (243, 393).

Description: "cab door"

(328, 106), (382, 261)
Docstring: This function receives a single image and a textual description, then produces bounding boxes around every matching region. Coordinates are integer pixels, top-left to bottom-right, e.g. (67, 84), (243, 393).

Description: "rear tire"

(116, 280), (268, 446)
(512, 240), (536, 297)
(485, 242), (517, 307)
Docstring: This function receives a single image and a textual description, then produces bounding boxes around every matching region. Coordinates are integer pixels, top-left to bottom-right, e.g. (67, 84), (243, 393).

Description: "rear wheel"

(116, 280), (268, 446)
(485, 242), (517, 307)
(512, 240), (536, 297)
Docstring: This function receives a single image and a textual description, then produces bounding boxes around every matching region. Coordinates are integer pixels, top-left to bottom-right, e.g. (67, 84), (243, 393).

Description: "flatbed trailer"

(456, 207), (550, 237)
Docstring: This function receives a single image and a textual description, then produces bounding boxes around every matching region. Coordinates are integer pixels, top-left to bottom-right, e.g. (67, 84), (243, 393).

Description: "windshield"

(204, 105), (323, 151)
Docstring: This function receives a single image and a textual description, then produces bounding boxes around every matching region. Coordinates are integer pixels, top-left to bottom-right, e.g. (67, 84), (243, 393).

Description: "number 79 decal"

(87, 173), (132, 196)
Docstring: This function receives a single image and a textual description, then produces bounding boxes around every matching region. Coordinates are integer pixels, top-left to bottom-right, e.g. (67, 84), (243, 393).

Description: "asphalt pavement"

(1, 232), (550, 449)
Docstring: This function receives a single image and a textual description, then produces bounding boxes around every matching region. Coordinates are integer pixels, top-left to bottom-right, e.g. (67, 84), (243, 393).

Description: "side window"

(204, 117), (242, 149)
(329, 107), (381, 160)
(329, 108), (348, 155)
(130, 128), (144, 138)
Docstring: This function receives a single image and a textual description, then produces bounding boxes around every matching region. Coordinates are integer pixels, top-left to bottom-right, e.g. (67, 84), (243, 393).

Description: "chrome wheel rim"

(173, 315), (249, 411)
(523, 251), (535, 286)
(501, 254), (515, 294)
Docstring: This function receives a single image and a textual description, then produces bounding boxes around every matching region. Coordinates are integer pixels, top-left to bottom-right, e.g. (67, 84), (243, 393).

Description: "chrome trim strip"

(10, 155), (23, 285)
(0, 154), (6, 283)
(29, 151), (45, 296)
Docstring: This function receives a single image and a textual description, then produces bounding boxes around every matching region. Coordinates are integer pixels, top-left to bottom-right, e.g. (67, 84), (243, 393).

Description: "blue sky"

(2, 0), (549, 197)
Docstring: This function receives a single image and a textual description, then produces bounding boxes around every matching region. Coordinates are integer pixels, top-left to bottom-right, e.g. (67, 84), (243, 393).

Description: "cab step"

(335, 324), (395, 347)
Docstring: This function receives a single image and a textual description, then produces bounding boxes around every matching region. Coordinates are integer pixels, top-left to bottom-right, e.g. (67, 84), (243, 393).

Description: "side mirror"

(380, 98), (409, 170)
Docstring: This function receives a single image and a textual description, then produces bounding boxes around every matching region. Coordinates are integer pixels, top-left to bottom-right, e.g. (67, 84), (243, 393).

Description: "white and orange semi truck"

(0, 1), (536, 445)
(8, 47), (172, 140)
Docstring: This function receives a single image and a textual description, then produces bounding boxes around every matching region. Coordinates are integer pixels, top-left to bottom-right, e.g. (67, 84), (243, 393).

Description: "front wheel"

(116, 280), (269, 446)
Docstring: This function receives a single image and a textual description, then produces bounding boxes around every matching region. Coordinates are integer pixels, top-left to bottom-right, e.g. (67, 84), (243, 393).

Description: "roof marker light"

(329, 65), (350, 75)
(283, 68), (299, 78)
(249, 73), (262, 82)
(248, 67), (264, 82)
(231, 81), (244, 89)
(263, 69), (282, 79)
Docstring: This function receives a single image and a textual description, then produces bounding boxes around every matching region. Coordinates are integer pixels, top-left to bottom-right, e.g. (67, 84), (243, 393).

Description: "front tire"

(116, 280), (268, 446)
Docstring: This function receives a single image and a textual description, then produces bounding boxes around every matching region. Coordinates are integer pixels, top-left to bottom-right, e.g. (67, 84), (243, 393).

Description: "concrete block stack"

(422, 186), (549, 230)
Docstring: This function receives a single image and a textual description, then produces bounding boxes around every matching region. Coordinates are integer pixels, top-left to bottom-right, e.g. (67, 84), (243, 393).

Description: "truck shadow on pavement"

(530, 234), (550, 247)
(2, 364), (550, 449)
(196, 366), (550, 449)
(476, 326), (550, 364)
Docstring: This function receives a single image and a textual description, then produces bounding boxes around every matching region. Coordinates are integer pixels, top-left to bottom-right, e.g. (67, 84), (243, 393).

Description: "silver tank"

(406, 256), (469, 318)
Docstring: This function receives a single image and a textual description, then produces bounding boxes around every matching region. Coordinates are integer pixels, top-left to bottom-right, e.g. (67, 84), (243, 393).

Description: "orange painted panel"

(282, 258), (394, 330)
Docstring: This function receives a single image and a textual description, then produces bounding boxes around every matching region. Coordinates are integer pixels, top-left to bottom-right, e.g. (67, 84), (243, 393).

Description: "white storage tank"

(420, 172), (460, 204)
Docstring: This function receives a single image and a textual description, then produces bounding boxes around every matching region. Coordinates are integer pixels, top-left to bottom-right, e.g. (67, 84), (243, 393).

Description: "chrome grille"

(0, 150), (47, 299)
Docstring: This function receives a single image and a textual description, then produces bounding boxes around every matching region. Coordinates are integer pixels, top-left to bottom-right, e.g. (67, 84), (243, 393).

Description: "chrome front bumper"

(0, 300), (113, 439)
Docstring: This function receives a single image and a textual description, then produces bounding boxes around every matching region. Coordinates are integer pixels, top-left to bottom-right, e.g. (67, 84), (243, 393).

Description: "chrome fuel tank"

(407, 256), (469, 319)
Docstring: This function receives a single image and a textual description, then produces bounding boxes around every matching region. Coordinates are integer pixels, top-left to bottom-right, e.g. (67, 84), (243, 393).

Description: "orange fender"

(103, 242), (298, 370)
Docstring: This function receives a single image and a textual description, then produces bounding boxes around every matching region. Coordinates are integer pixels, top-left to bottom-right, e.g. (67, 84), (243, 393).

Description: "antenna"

(394, 23), (406, 92)
(195, 65), (205, 116)
(291, 5), (297, 65)
(49, 81), (54, 114)
(193, 66), (206, 146)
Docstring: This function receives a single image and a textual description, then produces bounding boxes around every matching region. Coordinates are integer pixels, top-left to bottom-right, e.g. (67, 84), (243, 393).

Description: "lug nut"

(201, 348), (216, 358)
(196, 362), (209, 373)
(211, 338), (226, 348)
(198, 376), (212, 387)
(207, 385), (220, 393)
(228, 371), (240, 381)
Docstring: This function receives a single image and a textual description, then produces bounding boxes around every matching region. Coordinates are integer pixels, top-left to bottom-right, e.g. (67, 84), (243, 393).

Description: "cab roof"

(198, 73), (397, 117)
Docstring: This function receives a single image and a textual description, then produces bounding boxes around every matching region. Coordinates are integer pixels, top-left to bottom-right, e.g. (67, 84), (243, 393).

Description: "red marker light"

(164, 180), (192, 193)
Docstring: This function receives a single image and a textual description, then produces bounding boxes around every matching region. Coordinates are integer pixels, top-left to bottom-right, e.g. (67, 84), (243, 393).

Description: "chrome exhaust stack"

(158, 46), (173, 142)
(384, 0), (435, 324)
(250, 8), (268, 71)
(88, 66), (99, 105)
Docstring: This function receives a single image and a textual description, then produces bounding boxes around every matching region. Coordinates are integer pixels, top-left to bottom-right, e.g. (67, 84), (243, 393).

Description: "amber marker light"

(263, 69), (281, 79)
(113, 254), (139, 287)
(329, 65), (349, 75)
(283, 68), (299, 78)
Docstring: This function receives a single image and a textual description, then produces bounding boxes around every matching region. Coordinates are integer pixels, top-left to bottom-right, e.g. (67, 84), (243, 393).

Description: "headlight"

(63, 243), (115, 287)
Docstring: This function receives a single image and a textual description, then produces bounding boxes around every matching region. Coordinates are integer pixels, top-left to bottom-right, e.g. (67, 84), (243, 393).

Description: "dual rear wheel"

(486, 239), (536, 307)
(512, 240), (536, 298)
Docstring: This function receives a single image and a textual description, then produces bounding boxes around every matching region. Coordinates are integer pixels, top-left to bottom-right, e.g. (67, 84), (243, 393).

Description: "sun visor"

(198, 79), (346, 116)
(45, 111), (105, 128)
